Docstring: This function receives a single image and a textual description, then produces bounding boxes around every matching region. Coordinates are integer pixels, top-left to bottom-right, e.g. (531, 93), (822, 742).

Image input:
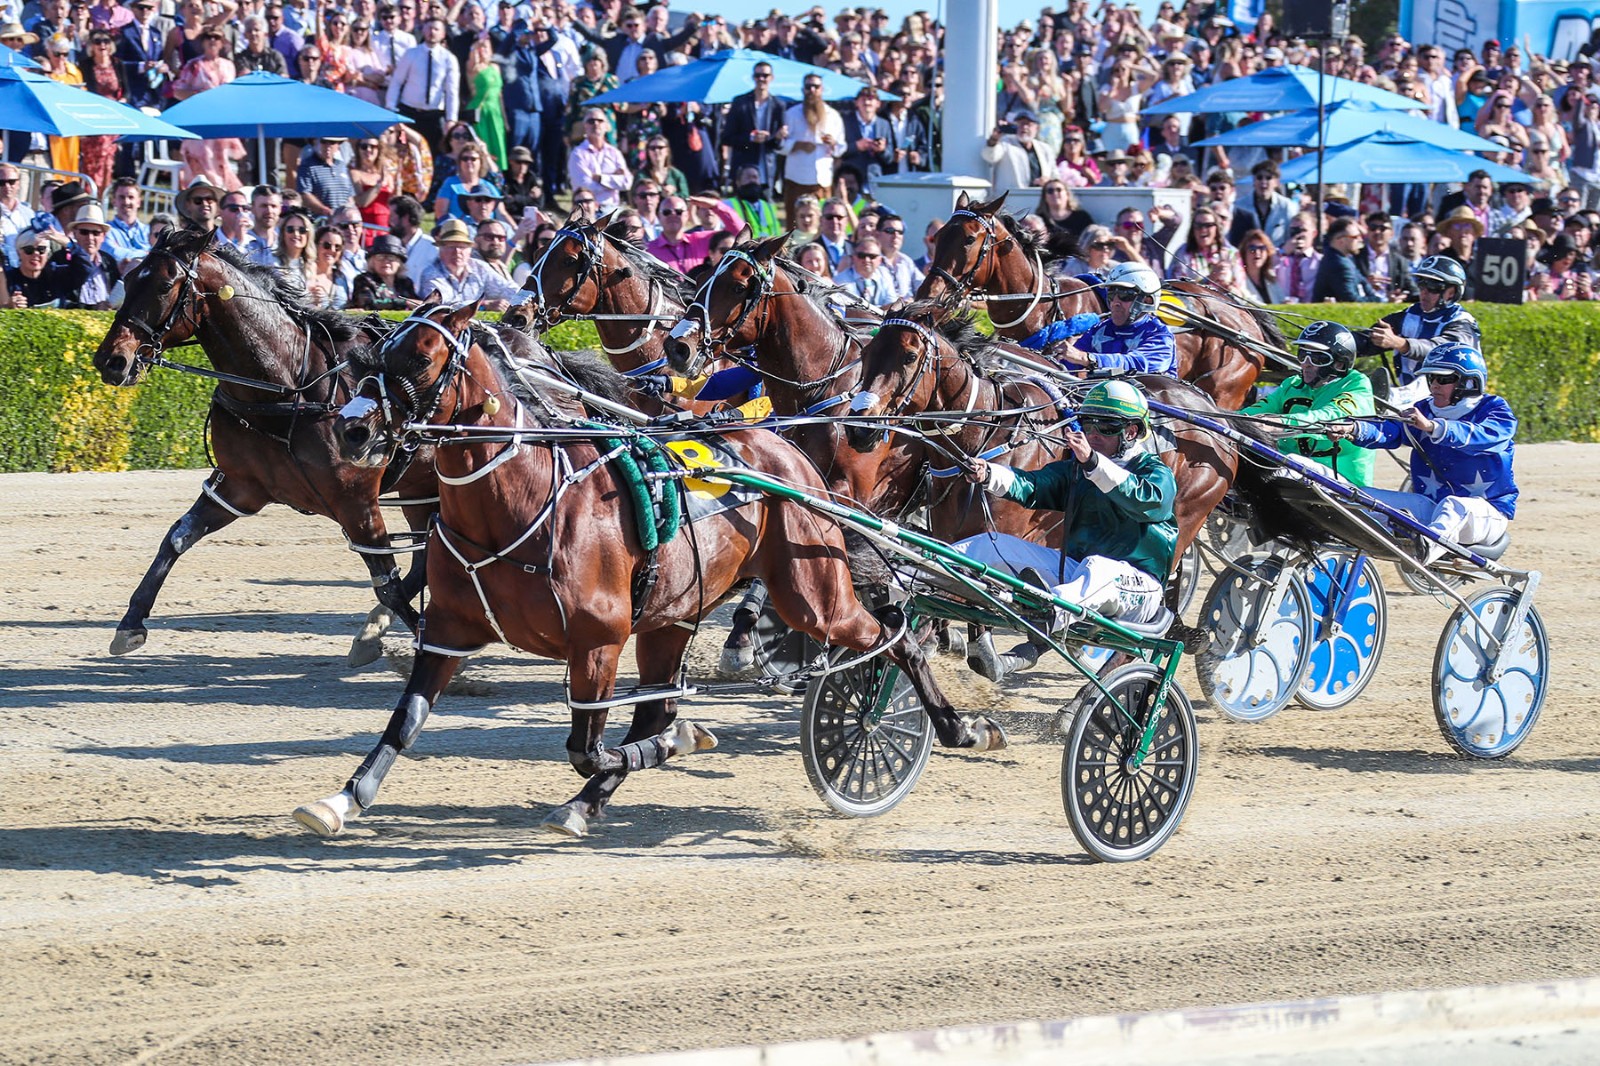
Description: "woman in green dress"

(467, 38), (507, 171)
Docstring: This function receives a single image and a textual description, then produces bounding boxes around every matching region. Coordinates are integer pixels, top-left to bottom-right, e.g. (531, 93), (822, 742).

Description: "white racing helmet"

(1102, 261), (1161, 319)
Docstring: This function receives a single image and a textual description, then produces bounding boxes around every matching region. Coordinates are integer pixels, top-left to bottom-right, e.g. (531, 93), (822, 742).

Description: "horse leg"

(111, 479), (255, 655)
(717, 580), (767, 677)
(293, 649), (462, 836)
(542, 636), (717, 838)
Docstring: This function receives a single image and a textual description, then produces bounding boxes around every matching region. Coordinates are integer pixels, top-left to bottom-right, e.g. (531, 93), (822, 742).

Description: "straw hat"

(69, 203), (111, 232)
(175, 174), (226, 215)
(1439, 205), (1485, 237)
(434, 219), (473, 245)
(0, 21), (41, 46)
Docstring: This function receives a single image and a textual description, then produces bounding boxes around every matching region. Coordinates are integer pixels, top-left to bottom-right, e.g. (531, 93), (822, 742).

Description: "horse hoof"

(717, 644), (755, 678)
(667, 720), (719, 755)
(348, 607), (393, 667)
(348, 635), (384, 668)
(293, 800), (345, 838)
(937, 626), (968, 658)
(969, 715), (1010, 752)
(109, 628), (147, 656)
(541, 804), (589, 838)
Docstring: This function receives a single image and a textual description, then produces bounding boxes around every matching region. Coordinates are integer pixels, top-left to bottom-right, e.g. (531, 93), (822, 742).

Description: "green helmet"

(1080, 379), (1150, 426)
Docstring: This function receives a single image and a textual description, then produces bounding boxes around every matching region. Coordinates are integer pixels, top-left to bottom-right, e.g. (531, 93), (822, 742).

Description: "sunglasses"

(1426, 372), (1461, 385)
(1090, 240), (1115, 250)
(855, 251), (881, 259)
(19, 246), (49, 254)
(284, 226), (309, 234)
(824, 213), (848, 221)
(804, 82), (823, 90)
(222, 204), (247, 212)
(1080, 417), (1128, 435)
(1106, 288), (1138, 301)
(1244, 244), (1270, 252)
(659, 207), (684, 215)
(0, 178), (19, 186)
(479, 233), (507, 241)
(880, 226), (903, 235)
(753, 71), (771, 79)
(1419, 280), (1450, 293)
(573, 197), (596, 205)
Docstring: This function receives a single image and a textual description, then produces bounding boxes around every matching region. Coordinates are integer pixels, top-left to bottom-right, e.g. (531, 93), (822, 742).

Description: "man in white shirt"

(242, 183), (281, 267)
(566, 108), (631, 210)
(981, 111), (1053, 200)
(779, 73), (845, 222)
(385, 16), (458, 149)
(0, 163), (35, 268)
(101, 178), (153, 268)
(388, 194), (439, 280)
(417, 219), (524, 310)
(874, 210), (923, 301)
(217, 189), (252, 250)
(373, 2), (416, 71)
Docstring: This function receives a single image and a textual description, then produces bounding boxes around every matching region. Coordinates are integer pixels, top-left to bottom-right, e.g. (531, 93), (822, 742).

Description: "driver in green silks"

(1243, 320), (1376, 486)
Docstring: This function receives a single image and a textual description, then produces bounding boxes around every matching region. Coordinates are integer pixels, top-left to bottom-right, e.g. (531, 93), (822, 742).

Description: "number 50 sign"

(1473, 238), (1526, 303)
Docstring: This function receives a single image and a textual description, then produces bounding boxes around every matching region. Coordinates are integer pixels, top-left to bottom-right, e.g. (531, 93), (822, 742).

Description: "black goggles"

(1426, 372), (1461, 385)
(1418, 280), (1451, 294)
(1080, 416), (1130, 435)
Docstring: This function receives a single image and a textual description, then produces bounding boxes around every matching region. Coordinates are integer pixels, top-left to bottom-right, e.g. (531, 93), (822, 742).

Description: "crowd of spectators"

(5, 0), (1600, 310)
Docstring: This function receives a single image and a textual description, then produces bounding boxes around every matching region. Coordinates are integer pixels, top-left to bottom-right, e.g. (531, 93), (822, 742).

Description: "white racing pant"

(1363, 487), (1509, 562)
(952, 532), (1166, 625)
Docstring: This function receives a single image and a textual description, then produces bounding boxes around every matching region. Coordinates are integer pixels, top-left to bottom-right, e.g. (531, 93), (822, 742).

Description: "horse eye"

(963, 235), (975, 246)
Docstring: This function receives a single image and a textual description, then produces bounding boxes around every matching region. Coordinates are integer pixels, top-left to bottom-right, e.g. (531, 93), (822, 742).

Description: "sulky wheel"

(1201, 511), (1254, 573)
(1167, 540), (1203, 618)
(1297, 552), (1388, 711)
(1433, 586), (1550, 759)
(801, 655), (933, 816)
(1195, 553), (1314, 722)
(1061, 662), (1198, 863)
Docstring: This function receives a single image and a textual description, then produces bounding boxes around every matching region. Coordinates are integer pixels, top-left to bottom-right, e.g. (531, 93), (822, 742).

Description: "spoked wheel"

(1201, 511), (1253, 573)
(1195, 553), (1314, 722)
(1297, 553), (1388, 711)
(751, 599), (825, 695)
(1433, 586), (1550, 759)
(1062, 663), (1198, 863)
(1167, 540), (1203, 618)
(801, 655), (934, 816)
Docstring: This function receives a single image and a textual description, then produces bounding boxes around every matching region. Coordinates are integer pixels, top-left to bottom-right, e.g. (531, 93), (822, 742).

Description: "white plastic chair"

(137, 110), (185, 216)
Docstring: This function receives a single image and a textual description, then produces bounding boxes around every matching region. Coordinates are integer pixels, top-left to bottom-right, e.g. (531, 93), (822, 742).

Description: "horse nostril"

(344, 424), (371, 448)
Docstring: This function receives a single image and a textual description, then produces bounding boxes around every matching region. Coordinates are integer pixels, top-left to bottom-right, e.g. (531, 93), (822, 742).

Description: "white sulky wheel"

(1433, 586), (1550, 759)
(800, 655), (933, 817)
(1062, 663), (1198, 863)
(1195, 553), (1314, 722)
(1296, 552), (1388, 711)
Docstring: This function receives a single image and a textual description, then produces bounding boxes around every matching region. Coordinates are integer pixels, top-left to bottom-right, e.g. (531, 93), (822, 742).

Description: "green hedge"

(0, 303), (1593, 473)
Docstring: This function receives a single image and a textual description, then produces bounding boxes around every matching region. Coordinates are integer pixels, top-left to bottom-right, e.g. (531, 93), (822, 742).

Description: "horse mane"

(895, 299), (1003, 364)
(158, 227), (364, 345)
(770, 255), (868, 326)
(998, 210), (1047, 260)
(1243, 301), (1289, 353)
(603, 231), (696, 306)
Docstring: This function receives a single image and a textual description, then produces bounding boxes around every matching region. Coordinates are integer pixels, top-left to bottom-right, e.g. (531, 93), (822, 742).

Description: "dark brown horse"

(294, 301), (1007, 839)
(846, 301), (1240, 626)
(92, 229), (435, 665)
(917, 193), (1284, 410)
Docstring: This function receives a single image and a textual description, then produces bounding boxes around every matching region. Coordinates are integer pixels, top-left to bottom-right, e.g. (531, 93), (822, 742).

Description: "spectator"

(661, 102), (719, 194)
(344, 17), (388, 103)
(386, 17), (458, 149)
(568, 108), (632, 210)
(148, 212), (178, 243)
(306, 223), (349, 309)
(457, 182), (503, 236)
(982, 111), (1053, 200)
(637, 135), (688, 199)
(501, 146), (543, 220)
(788, 194), (822, 248)
(882, 80), (929, 174)
(417, 218), (523, 308)
(1245, 160), (1295, 249)
(510, 221), (558, 285)
(567, 47), (620, 144)
(832, 235), (895, 306)
(686, 229), (739, 286)
(217, 189), (252, 249)
(1097, 150), (1135, 188)
(726, 166), (782, 240)
(646, 193), (742, 274)
(1436, 206), (1483, 296)
(779, 73), (845, 221)
(815, 197), (853, 269)
(1056, 224), (1121, 276)
(348, 137), (398, 234)
(1170, 205), (1243, 291)
(839, 85), (895, 192)
(473, 218), (514, 279)
(1278, 216), (1323, 303)
(0, 163), (33, 268)
(1237, 229), (1286, 303)
(347, 232), (418, 309)
(466, 37), (507, 169)
(297, 136), (355, 217)
(1098, 53), (1155, 154)
(236, 12), (287, 74)
(276, 210), (315, 282)
(388, 193), (438, 279)
(627, 180), (663, 240)
(330, 207), (368, 277)
(41, 34), (84, 180)
(78, 30), (127, 193)
(5, 231), (67, 308)
(1530, 232), (1592, 300)
(1361, 212), (1413, 301)
(722, 59), (788, 191)
(265, 4), (301, 69)
(175, 176), (224, 233)
(432, 139), (492, 220)
(1055, 126), (1101, 188)
(794, 239), (833, 279)
(373, 3), (415, 71)
(241, 183), (281, 266)
(875, 212), (923, 301)
(1204, 169), (1254, 248)
(1311, 218), (1380, 303)
(1036, 180), (1092, 258)
(102, 179), (151, 267)
(52, 204), (122, 310)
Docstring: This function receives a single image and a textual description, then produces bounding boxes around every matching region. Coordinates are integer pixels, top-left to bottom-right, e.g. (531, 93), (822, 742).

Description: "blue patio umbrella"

(1, 44), (42, 70)
(0, 64), (195, 139)
(1141, 65), (1420, 116)
(1275, 131), (1537, 186)
(586, 48), (891, 106)
(161, 71), (411, 186)
(1192, 99), (1508, 154)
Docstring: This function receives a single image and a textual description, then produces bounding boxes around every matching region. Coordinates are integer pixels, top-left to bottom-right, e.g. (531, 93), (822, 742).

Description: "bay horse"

(295, 301), (1007, 839)
(845, 301), (1241, 637)
(917, 192), (1284, 410)
(92, 228), (435, 665)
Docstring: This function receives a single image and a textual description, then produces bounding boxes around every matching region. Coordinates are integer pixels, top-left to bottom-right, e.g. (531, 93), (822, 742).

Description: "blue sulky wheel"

(1062, 663), (1198, 863)
(1433, 586), (1550, 759)
(1297, 553), (1388, 711)
(1195, 554), (1314, 722)
(800, 655), (934, 816)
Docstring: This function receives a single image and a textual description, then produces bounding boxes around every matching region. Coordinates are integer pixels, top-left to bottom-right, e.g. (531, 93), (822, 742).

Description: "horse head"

(666, 233), (788, 378)
(338, 298), (480, 466)
(845, 300), (959, 453)
(94, 227), (221, 385)
(916, 191), (1011, 304)
(521, 214), (612, 330)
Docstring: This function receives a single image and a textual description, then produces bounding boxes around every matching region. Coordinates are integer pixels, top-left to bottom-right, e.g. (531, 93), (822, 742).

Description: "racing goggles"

(1080, 416), (1131, 436)
(1425, 372), (1461, 386)
(1298, 346), (1336, 367)
(1104, 286), (1140, 303)
(1417, 279), (1452, 294)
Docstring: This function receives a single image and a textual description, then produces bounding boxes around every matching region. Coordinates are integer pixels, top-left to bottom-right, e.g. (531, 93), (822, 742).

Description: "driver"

(1015, 261), (1177, 375)
(1327, 343), (1516, 563)
(957, 379), (1175, 654)
(1363, 254), (1481, 405)
(1241, 320), (1375, 486)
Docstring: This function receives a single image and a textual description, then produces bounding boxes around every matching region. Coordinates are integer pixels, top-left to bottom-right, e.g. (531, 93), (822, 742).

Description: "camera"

(997, 122), (1018, 135)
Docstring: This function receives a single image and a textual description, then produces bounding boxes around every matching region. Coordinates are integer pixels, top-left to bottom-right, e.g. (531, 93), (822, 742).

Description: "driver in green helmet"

(1242, 320), (1376, 486)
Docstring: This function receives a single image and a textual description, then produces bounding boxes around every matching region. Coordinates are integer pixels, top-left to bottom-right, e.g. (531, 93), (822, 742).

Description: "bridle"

(118, 244), (207, 361)
(850, 315), (980, 445)
(348, 310), (474, 460)
(679, 248), (780, 377)
(925, 208), (1050, 330)
(525, 224), (604, 331)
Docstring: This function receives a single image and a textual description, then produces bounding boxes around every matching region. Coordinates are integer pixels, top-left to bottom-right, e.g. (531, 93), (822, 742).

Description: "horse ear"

(445, 300), (481, 332)
(419, 290), (442, 310)
(751, 233), (788, 263)
(976, 191), (1008, 215)
(594, 207), (619, 230)
(955, 190), (970, 209)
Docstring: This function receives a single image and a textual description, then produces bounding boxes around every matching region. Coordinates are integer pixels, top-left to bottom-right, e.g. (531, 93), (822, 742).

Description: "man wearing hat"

(1490, 179), (1533, 236)
(3, 229), (67, 308)
(175, 175), (224, 232)
(297, 135), (355, 218)
(347, 233), (419, 310)
(0, 162), (35, 268)
(982, 111), (1052, 200)
(51, 203), (123, 310)
(501, 144), (542, 219)
(48, 180), (95, 233)
(456, 181), (504, 237)
(1436, 205), (1484, 297)
(839, 85), (894, 192)
(416, 218), (524, 309)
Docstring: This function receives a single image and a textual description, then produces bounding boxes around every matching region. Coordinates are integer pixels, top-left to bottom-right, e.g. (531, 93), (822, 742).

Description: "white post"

(940, 0), (998, 182)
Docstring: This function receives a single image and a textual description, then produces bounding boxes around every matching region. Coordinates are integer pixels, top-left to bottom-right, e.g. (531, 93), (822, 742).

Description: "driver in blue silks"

(1326, 343), (1517, 563)
(1015, 261), (1177, 375)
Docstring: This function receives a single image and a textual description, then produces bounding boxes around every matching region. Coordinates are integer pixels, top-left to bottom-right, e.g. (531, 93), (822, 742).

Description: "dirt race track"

(3, 445), (1599, 1066)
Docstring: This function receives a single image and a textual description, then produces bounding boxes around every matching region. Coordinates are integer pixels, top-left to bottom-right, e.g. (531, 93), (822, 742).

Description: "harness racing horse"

(846, 301), (1241, 633)
(295, 302), (1007, 839)
(92, 229), (436, 665)
(507, 214), (699, 410)
(916, 193), (1283, 410)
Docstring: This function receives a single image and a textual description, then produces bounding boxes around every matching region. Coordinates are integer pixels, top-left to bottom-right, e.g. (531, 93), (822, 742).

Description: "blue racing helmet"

(1418, 342), (1486, 397)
